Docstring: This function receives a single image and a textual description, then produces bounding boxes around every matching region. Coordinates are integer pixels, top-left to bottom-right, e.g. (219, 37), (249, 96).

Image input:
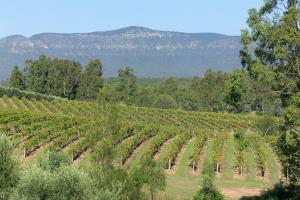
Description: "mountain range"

(0, 26), (242, 81)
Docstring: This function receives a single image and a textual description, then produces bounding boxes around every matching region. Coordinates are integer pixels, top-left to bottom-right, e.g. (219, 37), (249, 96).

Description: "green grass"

(156, 136), (276, 200)
(246, 147), (257, 182)
(265, 144), (280, 183)
(176, 138), (195, 176)
(157, 138), (215, 199)
(223, 132), (235, 179)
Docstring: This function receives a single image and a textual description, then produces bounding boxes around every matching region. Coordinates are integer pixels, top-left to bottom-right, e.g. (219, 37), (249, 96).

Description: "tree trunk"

(150, 189), (154, 200)
(193, 161), (196, 171)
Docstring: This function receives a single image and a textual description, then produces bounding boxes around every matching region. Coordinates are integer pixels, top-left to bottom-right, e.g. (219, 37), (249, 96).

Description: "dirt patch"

(24, 140), (53, 161)
(256, 174), (269, 183)
(73, 148), (92, 165)
(216, 172), (224, 178)
(124, 140), (147, 167)
(154, 138), (175, 160)
(233, 174), (247, 180)
(73, 139), (104, 164)
(220, 187), (263, 199)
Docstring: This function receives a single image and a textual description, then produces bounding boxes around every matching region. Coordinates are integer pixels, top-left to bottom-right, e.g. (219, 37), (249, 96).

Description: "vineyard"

(0, 96), (283, 199)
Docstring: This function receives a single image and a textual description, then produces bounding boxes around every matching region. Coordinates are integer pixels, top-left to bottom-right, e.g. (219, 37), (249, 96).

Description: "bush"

(193, 186), (224, 200)
(153, 94), (178, 109)
(0, 136), (19, 200)
(194, 162), (224, 200)
(255, 115), (278, 135)
(0, 86), (58, 101)
(15, 165), (92, 200)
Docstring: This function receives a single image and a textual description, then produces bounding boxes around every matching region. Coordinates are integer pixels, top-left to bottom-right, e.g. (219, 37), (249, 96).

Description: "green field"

(0, 96), (282, 200)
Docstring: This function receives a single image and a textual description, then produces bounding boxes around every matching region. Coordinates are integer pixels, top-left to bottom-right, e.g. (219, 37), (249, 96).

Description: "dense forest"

(7, 56), (285, 116)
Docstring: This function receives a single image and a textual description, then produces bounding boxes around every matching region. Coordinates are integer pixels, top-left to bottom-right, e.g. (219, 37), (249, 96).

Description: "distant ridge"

(0, 26), (242, 80)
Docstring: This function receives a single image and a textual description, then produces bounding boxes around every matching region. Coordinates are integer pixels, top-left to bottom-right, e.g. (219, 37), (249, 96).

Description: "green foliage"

(276, 130), (300, 183)
(25, 55), (52, 94)
(183, 70), (228, 112)
(193, 159), (224, 200)
(39, 151), (72, 172)
(160, 131), (192, 169)
(211, 132), (228, 172)
(226, 70), (251, 112)
(47, 58), (82, 99)
(158, 77), (179, 99)
(284, 105), (299, 128)
(9, 65), (25, 90)
(248, 134), (268, 177)
(92, 138), (115, 166)
(90, 165), (142, 200)
(189, 130), (209, 169)
(10, 55), (104, 100)
(153, 94), (178, 109)
(78, 59), (103, 100)
(255, 115), (278, 135)
(278, 91), (300, 182)
(0, 136), (19, 199)
(116, 67), (138, 104)
(132, 155), (166, 200)
(233, 130), (249, 174)
(241, 0), (300, 95)
(52, 165), (92, 200)
(16, 166), (54, 200)
(117, 125), (158, 164)
(16, 165), (92, 200)
(0, 86), (57, 101)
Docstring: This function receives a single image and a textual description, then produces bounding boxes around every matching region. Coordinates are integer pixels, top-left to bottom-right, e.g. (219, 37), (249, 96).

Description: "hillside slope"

(0, 96), (282, 200)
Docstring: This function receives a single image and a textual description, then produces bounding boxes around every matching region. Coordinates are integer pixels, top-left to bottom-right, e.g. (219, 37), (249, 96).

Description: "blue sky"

(0, 0), (263, 38)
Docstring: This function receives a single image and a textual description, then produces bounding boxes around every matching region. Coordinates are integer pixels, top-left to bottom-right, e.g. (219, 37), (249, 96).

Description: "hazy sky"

(0, 0), (263, 38)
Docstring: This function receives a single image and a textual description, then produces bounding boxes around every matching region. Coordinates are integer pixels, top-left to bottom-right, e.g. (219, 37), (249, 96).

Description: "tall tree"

(159, 77), (179, 98)
(47, 59), (81, 99)
(132, 155), (165, 200)
(25, 55), (52, 94)
(240, 0), (300, 98)
(78, 59), (103, 100)
(183, 70), (228, 112)
(226, 70), (251, 112)
(241, 0), (300, 183)
(277, 93), (300, 183)
(9, 65), (25, 90)
(116, 67), (138, 104)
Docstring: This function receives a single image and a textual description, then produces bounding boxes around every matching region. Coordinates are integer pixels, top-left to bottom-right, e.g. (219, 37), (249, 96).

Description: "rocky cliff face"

(0, 26), (241, 80)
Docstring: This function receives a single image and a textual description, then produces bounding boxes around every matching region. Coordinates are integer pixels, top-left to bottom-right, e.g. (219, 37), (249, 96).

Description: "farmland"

(0, 95), (283, 199)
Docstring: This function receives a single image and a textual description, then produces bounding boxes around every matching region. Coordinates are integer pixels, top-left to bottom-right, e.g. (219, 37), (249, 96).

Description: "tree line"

(8, 58), (292, 116)
(9, 55), (103, 100)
